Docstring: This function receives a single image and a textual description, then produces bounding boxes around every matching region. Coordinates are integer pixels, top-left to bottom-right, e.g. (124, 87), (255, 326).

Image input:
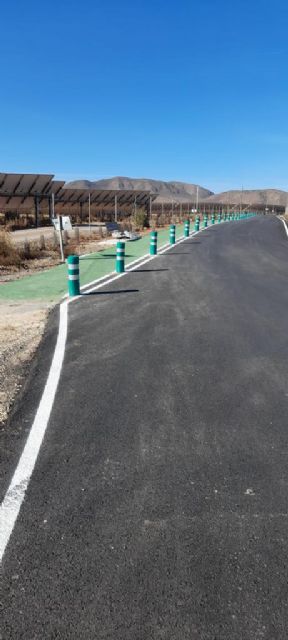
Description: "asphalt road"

(2, 216), (288, 639)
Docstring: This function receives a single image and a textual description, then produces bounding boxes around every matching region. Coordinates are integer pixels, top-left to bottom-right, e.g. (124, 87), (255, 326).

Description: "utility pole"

(53, 193), (64, 262)
(115, 193), (118, 223)
(58, 214), (65, 262)
(240, 185), (243, 216)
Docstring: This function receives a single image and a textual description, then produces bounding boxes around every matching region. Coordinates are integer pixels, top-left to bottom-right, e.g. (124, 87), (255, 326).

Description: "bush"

(0, 230), (21, 267)
(134, 208), (149, 229)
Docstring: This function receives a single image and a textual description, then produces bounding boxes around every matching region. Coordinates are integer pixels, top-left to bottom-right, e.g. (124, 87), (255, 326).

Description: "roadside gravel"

(0, 301), (52, 426)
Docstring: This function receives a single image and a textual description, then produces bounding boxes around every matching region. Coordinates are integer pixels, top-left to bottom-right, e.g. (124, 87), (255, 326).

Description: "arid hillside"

(203, 189), (288, 207)
(65, 176), (213, 203)
(65, 177), (288, 207)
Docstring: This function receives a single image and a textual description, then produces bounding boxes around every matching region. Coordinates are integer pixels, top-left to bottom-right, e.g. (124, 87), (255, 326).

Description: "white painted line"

(0, 223), (210, 561)
(0, 301), (68, 562)
(281, 217), (288, 238)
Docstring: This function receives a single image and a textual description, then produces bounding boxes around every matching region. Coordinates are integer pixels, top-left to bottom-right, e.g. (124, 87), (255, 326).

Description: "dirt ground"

(0, 301), (52, 426)
(10, 224), (106, 245)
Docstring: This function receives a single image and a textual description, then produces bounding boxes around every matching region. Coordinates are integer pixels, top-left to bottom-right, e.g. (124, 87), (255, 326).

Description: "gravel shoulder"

(0, 300), (52, 426)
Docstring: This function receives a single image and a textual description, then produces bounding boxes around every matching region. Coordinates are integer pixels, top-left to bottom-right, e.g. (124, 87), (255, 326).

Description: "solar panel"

(46, 181), (66, 196)
(0, 173), (54, 196)
(0, 174), (155, 214)
(0, 174), (24, 194)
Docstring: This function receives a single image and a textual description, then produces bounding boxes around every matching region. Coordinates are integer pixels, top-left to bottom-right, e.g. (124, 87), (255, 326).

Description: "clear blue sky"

(1, 0), (288, 193)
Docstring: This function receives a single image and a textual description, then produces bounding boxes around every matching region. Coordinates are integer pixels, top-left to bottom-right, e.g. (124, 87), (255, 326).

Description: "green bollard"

(217, 213), (221, 223)
(150, 230), (158, 255)
(116, 240), (125, 273)
(211, 214), (215, 224)
(194, 216), (200, 231)
(184, 219), (190, 237)
(204, 215), (208, 228)
(170, 224), (176, 244)
(67, 255), (80, 297)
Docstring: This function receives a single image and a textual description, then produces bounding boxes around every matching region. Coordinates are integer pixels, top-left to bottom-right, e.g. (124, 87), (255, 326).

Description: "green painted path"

(0, 225), (185, 301)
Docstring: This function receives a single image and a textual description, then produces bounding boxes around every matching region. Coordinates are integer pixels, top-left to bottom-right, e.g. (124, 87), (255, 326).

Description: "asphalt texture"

(2, 216), (288, 639)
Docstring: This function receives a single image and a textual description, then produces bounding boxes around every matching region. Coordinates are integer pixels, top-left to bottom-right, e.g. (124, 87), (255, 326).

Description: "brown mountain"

(65, 177), (288, 207)
(65, 176), (213, 203)
(203, 189), (288, 207)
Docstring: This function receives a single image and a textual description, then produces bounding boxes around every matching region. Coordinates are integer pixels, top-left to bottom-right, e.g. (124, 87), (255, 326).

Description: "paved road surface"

(2, 216), (288, 639)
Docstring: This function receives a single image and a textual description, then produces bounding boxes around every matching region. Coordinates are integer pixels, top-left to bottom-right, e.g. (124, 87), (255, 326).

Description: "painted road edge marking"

(0, 301), (68, 562)
(280, 217), (288, 238)
(0, 224), (211, 561)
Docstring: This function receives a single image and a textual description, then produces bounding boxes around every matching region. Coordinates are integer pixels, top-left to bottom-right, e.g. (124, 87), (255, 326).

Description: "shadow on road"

(83, 289), (139, 296)
(80, 254), (134, 260)
(180, 240), (202, 244)
(131, 268), (169, 273)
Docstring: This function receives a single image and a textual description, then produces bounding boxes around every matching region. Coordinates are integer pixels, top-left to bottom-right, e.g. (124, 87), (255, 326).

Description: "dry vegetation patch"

(0, 301), (51, 426)
(0, 228), (118, 281)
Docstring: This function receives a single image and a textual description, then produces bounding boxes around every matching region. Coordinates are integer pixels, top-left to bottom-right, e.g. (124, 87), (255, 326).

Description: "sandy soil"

(0, 301), (52, 426)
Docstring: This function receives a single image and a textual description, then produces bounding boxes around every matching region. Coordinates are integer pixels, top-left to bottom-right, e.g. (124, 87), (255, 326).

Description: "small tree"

(134, 207), (149, 229)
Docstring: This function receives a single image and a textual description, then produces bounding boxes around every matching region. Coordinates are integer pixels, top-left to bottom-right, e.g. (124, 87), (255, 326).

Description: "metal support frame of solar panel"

(54, 189), (156, 212)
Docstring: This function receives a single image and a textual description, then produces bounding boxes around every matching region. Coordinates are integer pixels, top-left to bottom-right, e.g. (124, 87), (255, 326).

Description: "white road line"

(0, 301), (68, 562)
(280, 217), (288, 238)
(0, 224), (209, 561)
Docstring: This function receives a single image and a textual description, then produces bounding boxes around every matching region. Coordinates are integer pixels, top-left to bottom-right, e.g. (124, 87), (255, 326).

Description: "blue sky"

(1, 0), (288, 193)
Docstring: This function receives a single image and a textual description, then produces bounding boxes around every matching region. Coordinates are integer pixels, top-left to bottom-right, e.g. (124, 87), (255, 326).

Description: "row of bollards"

(67, 212), (257, 295)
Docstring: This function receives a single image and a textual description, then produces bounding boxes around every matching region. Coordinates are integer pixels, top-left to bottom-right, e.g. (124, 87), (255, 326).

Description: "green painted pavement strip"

(0, 225), (185, 301)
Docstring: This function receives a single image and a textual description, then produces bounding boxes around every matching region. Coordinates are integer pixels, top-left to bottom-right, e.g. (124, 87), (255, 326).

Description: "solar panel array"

(0, 173), (156, 212)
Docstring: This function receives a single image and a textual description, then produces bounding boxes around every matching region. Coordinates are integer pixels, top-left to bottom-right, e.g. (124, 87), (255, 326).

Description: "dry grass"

(0, 301), (51, 425)
(0, 228), (114, 279)
(0, 229), (22, 267)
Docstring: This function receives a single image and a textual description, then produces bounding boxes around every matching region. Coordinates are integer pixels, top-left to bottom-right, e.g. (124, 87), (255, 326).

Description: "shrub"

(0, 230), (21, 267)
(134, 208), (149, 229)
(23, 239), (30, 259)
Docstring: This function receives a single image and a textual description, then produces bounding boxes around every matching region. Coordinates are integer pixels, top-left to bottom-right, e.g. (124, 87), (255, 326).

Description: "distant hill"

(203, 189), (288, 207)
(65, 177), (288, 207)
(65, 176), (214, 203)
